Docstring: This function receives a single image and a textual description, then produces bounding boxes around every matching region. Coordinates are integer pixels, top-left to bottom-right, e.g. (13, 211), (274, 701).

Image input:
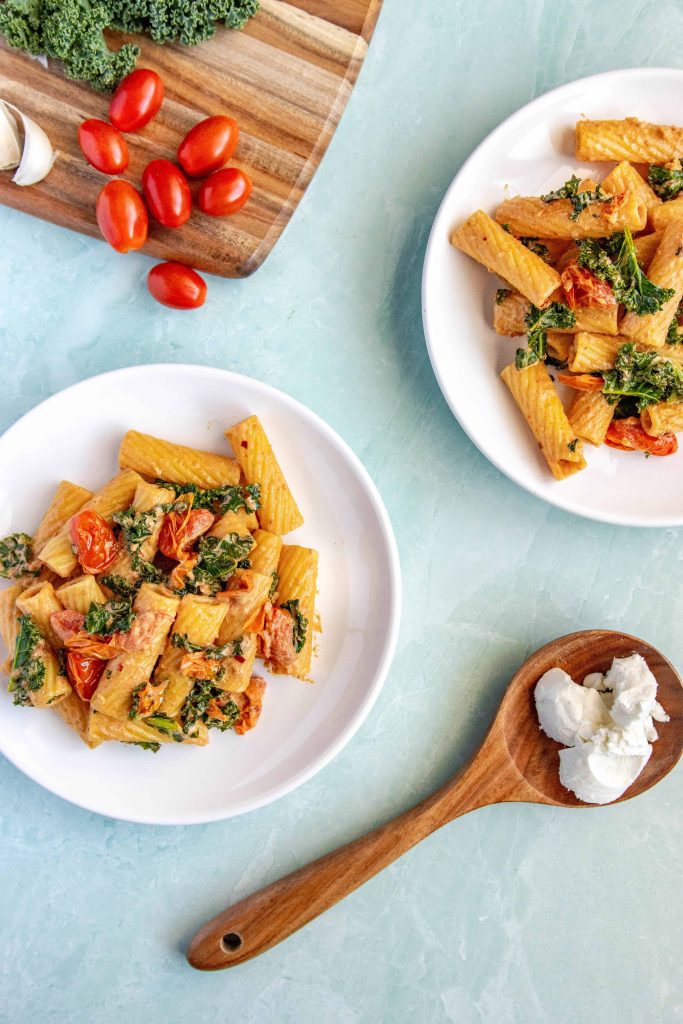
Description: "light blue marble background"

(1, 1), (682, 1021)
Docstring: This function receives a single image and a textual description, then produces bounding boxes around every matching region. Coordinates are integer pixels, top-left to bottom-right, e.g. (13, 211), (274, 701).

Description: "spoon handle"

(187, 741), (513, 970)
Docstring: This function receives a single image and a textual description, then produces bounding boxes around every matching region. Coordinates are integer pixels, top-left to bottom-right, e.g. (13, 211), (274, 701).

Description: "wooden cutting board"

(0, 0), (382, 277)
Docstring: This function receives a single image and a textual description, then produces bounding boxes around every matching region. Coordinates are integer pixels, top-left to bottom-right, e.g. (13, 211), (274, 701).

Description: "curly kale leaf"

(143, 713), (185, 742)
(158, 482), (261, 517)
(181, 678), (241, 734)
(579, 230), (675, 316)
(602, 343), (683, 411)
(174, 533), (253, 596)
(0, 532), (39, 581)
(84, 599), (136, 636)
(541, 174), (611, 221)
(648, 163), (683, 201)
(9, 614), (45, 705)
(515, 302), (576, 370)
(667, 298), (683, 345)
(171, 632), (243, 660)
(280, 598), (308, 654)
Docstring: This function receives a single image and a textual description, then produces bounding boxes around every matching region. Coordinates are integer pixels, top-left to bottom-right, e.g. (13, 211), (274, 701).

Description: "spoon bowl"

(188, 630), (683, 969)
(501, 630), (683, 806)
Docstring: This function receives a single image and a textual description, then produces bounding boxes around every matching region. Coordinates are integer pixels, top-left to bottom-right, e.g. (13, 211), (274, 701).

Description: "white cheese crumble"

(534, 654), (669, 804)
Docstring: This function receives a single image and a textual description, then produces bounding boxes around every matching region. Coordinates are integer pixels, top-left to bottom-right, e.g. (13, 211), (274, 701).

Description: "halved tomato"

(605, 417), (678, 456)
(158, 508), (214, 560)
(66, 652), (106, 701)
(70, 510), (119, 573)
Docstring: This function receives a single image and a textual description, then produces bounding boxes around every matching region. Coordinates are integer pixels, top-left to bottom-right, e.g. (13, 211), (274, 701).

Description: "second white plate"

(0, 365), (401, 824)
(423, 67), (683, 527)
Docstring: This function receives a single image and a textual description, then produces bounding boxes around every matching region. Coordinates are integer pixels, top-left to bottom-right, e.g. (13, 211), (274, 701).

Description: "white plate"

(0, 366), (401, 824)
(423, 68), (683, 527)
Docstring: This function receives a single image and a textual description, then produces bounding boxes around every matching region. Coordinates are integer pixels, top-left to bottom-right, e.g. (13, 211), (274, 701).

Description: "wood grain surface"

(187, 630), (683, 969)
(0, 0), (382, 277)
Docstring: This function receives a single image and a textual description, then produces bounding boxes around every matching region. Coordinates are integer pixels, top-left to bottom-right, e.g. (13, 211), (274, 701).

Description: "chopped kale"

(8, 615), (45, 706)
(0, 533), (39, 581)
(515, 302), (576, 369)
(171, 632), (243, 660)
(541, 174), (611, 221)
(567, 439), (579, 454)
(269, 570), (279, 599)
(495, 287), (512, 305)
(99, 574), (138, 599)
(157, 482), (261, 517)
(545, 355), (569, 370)
(666, 298), (683, 344)
(180, 678), (241, 734)
(519, 237), (550, 261)
(113, 506), (164, 555)
(648, 163), (683, 201)
(84, 599), (136, 637)
(280, 599), (308, 654)
(602, 343), (683, 411)
(143, 713), (184, 742)
(579, 230), (675, 316)
(128, 741), (161, 752)
(174, 533), (253, 596)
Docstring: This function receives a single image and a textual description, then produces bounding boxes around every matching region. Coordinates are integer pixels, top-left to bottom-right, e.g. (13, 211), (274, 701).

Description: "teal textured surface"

(1, 1), (682, 1021)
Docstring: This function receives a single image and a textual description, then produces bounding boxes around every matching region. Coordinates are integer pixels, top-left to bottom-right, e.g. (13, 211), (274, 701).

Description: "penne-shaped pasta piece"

(620, 218), (683, 348)
(0, 583), (23, 657)
(568, 392), (615, 446)
(249, 529), (283, 579)
(649, 198), (683, 233)
(213, 632), (256, 694)
(33, 480), (93, 552)
(100, 479), (174, 587)
(156, 595), (228, 719)
(272, 545), (319, 680)
(576, 118), (683, 163)
(208, 508), (258, 539)
(567, 332), (624, 373)
(88, 709), (208, 747)
(451, 210), (561, 307)
(493, 289), (618, 337)
(545, 332), (572, 364)
(600, 161), (661, 214)
(494, 189), (646, 240)
(641, 402), (683, 436)
(90, 584), (179, 721)
(119, 430), (239, 488)
(501, 361), (586, 479)
(226, 416), (304, 535)
(37, 470), (142, 578)
(634, 231), (664, 269)
(56, 575), (106, 615)
(216, 570), (272, 644)
(14, 582), (71, 708)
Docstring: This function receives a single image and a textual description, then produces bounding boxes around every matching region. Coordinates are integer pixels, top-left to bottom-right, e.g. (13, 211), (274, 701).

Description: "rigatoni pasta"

(0, 415), (320, 753)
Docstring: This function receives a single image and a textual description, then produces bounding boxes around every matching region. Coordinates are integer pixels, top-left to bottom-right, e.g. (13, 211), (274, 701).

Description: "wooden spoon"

(187, 630), (683, 970)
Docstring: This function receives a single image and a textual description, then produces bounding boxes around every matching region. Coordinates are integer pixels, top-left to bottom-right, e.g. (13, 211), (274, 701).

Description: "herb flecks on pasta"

(541, 175), (612, 221)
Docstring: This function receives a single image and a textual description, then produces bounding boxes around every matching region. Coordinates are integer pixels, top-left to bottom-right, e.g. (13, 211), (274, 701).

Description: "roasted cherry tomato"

(77, 119), (129, 174)
(198, 167), (252, 217)
(96, 180), (148, 253)
(557, 373), (605, 392)
(141, 159), (192, 228)
(66, 652), (106, 702)
(147, 262), (207, 310)
(109, 68), (164, 133)
(158, 508), (214, 558)
(70, 510), (119, 574)
(604, 417), (678, 456)
(177, 115), (239, 177)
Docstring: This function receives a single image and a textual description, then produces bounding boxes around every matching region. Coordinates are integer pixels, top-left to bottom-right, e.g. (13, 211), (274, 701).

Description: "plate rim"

(0, 363), (402, 825)
(422, 66), (683, 529)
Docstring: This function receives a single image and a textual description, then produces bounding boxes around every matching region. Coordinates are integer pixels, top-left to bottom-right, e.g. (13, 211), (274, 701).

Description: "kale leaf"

(495, 287), (512, 305)
(143, 713), (184, 742)
(0, 532), (39, 581)
(578, 230), (675, 316)
(280, 599), (308, 654)
(129, 741), (161, 752)
(541, 175), (611, 221)
(9, 614), (45, 706)
(515, 302), (576, 370)
(602, 343), (683, 411)
(99, 574), (138, 600)
(174, 533), (253, 596)
(667, 298), (683, 344)
(519, 237), (550, 261)
(180, 679), (241, 734)
(269, 570), (279, 599)
(84, 599), (136, 636)
(171, 632), (243, 660)
(158, 482), (261, 517)
(648, 164), (683, 201)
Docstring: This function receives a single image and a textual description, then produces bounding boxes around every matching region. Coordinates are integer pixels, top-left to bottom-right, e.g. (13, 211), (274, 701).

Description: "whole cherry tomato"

(70, 510), (119, 574)
(177, 116), (239, 177)
(147, 262), (207, 310)
(96, 180), (148, 253)
(198, 168), (252, 217)
(158, 508), (214, 558)
(78, 119), (129, 174)
(141, 159), (192, 228)
(66, 652), (106, 702)
(109, 68), (164, 133)
(605, 418), (678, 456)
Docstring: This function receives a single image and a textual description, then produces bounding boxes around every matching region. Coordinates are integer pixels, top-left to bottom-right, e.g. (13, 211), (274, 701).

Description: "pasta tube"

(649, 198), (683, 233)
(620, 218), (683, 347)
(501, 361), (586, 479)
(576, 118), (683, 163)
(600, 161), (661, 214)
(494, 190), (646, 240)
(568, 392), (615, 446)
(54, 690), (99, 748)
(156, 595), (228, 718)
(641, 402), (683, 436)
(249, 529), (283, 578)
(493, 290), (618, 337)
(226, 416), (304, 535)
(451, 210), (561, 307)
(56, 575), (107, 615)
(272, 545), (318, 680)
(88, 709), (208, 747)
(216, 570), (272, 643)
(119, 430), (239, 487)
(567, 332), (624, 373)
(33, 480), (93, 552)
(14, 583), (71, 707)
